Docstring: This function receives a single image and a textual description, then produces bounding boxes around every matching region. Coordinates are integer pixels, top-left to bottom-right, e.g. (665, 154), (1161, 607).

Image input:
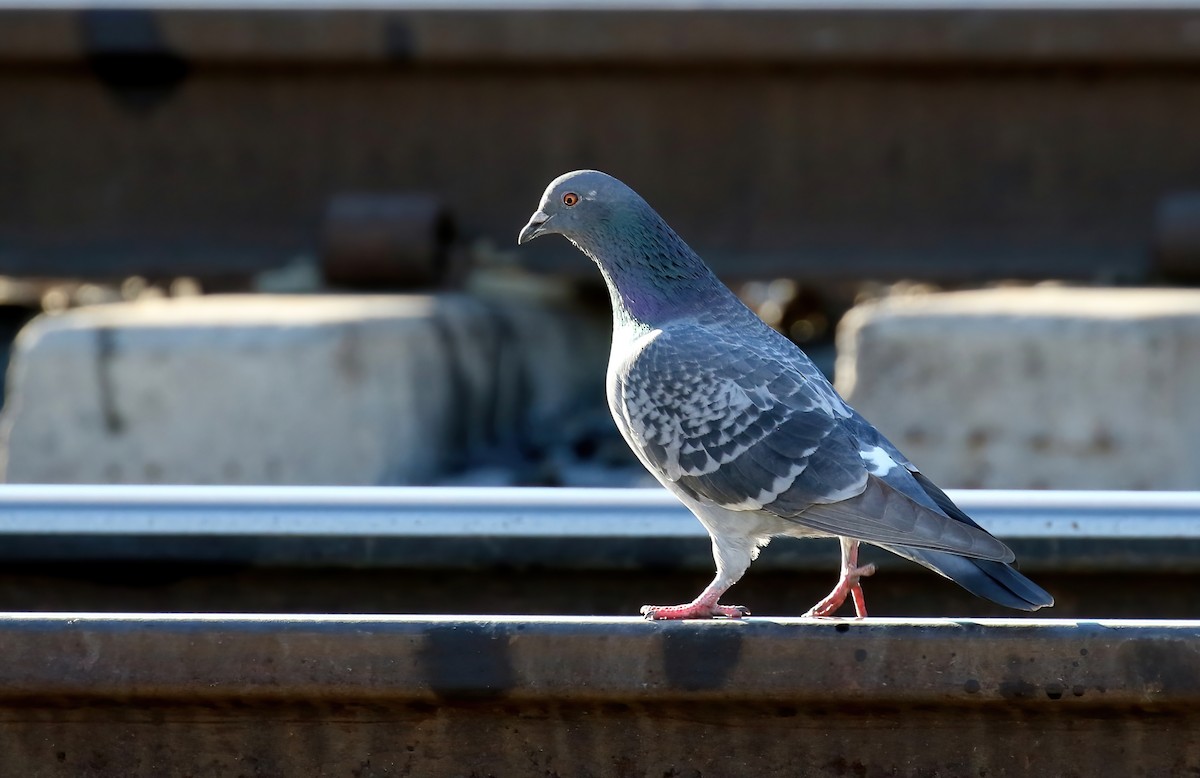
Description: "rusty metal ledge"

(1, 614), (1197, 776)
(0, 614), (1195, 708)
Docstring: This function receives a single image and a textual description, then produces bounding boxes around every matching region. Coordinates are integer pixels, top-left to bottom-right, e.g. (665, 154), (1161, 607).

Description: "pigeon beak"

(518, 211), (553, 245)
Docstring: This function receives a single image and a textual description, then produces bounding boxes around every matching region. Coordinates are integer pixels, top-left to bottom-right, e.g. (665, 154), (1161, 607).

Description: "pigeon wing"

(615, 325), (1012, 561)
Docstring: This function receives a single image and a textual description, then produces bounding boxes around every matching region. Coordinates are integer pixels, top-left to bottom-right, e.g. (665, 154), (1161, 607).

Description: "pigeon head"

(519, 170), (730, 324)
(517, 170), (640, 246)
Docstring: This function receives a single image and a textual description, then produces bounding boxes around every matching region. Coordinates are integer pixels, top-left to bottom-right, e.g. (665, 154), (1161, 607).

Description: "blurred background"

(2, 0), (1200, 617)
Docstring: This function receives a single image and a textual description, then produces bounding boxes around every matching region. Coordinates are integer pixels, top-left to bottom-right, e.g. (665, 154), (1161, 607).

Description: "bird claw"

(640, 603), (750, 620)
(804, 562), (877, 618)
(803, 601), (854, 619)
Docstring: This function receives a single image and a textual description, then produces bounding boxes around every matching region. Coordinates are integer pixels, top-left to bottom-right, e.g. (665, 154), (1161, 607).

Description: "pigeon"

(518, 170), (1053, 619)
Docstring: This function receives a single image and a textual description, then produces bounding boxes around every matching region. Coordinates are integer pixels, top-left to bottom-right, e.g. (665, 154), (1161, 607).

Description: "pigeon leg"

(640, 577), (750, 620)
(641, 534), (752, 620)
(805, 538), (876, 618)
(640, 599), (749, 620)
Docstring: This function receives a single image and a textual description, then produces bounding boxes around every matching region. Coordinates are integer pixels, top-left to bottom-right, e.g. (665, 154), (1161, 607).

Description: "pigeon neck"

(576, 226), (737, 330)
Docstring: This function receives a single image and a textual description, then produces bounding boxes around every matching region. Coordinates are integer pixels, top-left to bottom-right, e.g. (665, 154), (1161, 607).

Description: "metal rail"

(0, 485), (1195, 539)
(0, 612), (1192, 704)
(0, 613), (1193, 776)
(0, 485), (1195, 573)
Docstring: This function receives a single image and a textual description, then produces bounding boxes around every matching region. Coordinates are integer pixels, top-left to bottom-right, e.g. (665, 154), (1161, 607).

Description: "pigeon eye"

(562, 192), (579, 207)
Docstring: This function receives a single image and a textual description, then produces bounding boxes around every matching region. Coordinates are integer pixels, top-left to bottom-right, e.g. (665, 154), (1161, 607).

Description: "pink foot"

(804, 562), (877, 618)
(640, 602), (750, 620)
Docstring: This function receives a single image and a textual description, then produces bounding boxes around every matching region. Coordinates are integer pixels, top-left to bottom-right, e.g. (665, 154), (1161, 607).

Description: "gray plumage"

(519, 170), (1052, 618)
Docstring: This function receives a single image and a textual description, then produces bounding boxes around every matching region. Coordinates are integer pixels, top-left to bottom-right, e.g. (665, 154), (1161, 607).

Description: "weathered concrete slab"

(837, 287), (1200, 489)
(0, 294), (606, 485)
(0, 614), (1195, 777)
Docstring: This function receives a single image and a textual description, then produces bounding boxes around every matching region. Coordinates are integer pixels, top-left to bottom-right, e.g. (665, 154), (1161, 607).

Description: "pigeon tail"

(793, 475), (1016, 563)
(883, 545), (1055, 611)
(898, 471), (1054, 610)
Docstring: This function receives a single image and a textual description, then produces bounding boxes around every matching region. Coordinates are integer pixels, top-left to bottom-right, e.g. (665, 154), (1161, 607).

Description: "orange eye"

(562, 192), (579, 207)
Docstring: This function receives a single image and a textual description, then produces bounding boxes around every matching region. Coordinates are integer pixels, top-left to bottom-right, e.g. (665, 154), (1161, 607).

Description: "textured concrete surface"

(0, 294), (606, 485)
(837, 287), (1200, 489)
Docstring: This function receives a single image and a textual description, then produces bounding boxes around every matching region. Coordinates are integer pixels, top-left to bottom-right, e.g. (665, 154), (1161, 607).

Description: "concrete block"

(836, 287), (1200, 489)
(0, 294), (606, 485)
